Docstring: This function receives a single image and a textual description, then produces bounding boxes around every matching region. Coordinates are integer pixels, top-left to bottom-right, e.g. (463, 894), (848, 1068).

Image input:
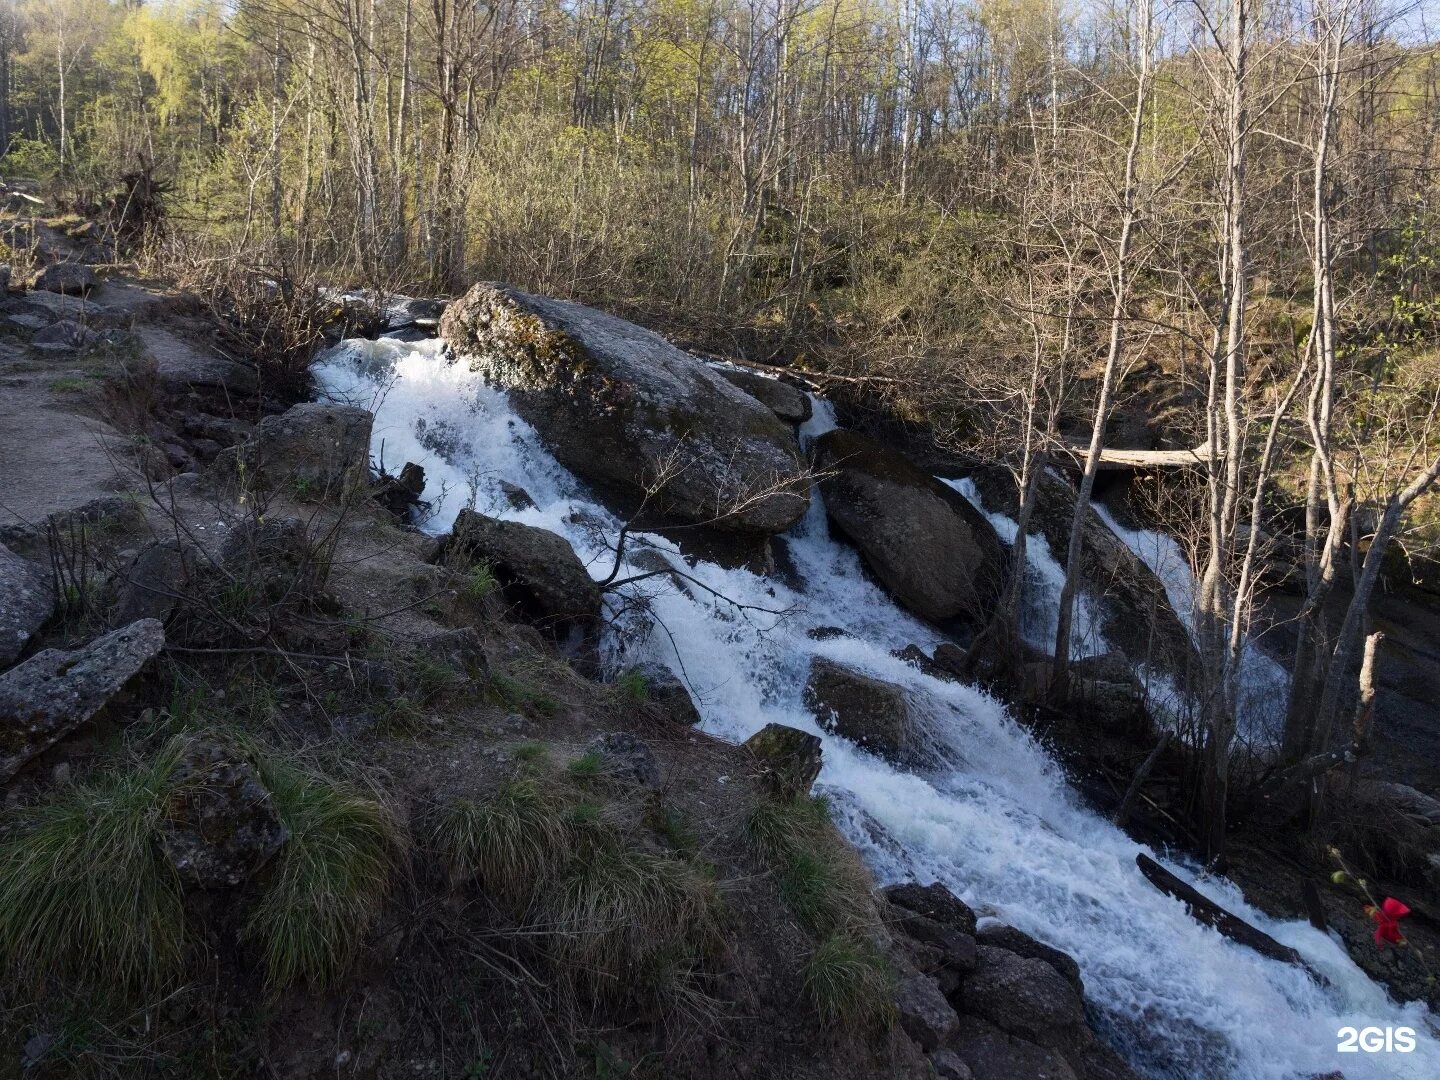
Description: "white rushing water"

(315, 336), (1439, 1080)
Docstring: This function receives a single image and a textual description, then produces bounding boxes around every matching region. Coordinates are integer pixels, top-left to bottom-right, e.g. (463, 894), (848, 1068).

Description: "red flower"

(1366, 897), (1410, 946)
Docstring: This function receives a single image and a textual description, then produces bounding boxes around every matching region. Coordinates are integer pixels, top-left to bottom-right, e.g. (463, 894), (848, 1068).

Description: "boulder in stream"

(804, 656), (910, 760)
(440, 284), (809, 534)
(743, 722), (822, 796)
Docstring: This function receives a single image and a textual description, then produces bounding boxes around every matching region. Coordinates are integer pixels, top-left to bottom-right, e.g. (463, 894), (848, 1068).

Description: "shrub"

(0, 746), (185, 992)
(745, 795), (869, 935)
(803, 933), (896, 1030)
(248, 760), (404, 991)
(429, 777), (571, 904)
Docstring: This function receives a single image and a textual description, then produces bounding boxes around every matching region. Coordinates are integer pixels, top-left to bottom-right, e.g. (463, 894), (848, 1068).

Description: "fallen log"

(1135, 854), (1326, 983)
(1056, 441), (1218, 472)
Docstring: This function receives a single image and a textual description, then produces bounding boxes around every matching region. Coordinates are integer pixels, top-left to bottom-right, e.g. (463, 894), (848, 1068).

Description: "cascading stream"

(315, 336), (1439, 1080)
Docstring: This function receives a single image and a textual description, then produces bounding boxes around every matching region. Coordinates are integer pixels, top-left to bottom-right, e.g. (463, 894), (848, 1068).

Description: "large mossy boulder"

(744, 722), (823, 796)
(813, 430), (1006, 628)
(440, 284), (809, 534)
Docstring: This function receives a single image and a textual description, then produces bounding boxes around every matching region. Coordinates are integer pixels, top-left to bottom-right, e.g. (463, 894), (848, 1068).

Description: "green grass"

(803, 933), (896, 1030)
(49, 375), (93, 393)
(246, 759), (404, 992)
(746, 795), (870, 934)
(567, 750), (602, 780)
(462, 562), (498, 603)
(429, 777), (572, 904)
(612, 668), (649, 704)
(0, 745), (185, 992)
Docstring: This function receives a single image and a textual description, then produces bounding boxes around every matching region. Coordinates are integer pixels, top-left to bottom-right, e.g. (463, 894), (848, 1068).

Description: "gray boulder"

(813, 430), (1005, 627)
(34, 262), (97, 296)
(159, 738), (289, 887)
(585, 732), (660, 787)
(449, 509), (601, 636)
(0, 619), (163, 783)
(714, 366), (812, 424)
(884, 880), (979, 936)
(928, 1049), (974, 1080)
(960, 945), (1087, 1043)
(743, 723), (822, 796)
(32, 318), (100, 352)
(624, 661), (701, 725)
(113, 539), (195, 626)
(440, 284), (809, 534)
(804, 656), (909, 760)
(230, 402), (373, 498)
(896, 974), (960, 1051)
(976, 925), (1084, 998)
(950, 1016), (1078, 1080)
(0, 542), (52, 668)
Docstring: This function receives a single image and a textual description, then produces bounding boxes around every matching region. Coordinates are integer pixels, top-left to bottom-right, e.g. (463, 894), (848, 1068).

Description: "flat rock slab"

(0, 397), (135, 528)
(0, 619), (164, 783)
(0, 543), (52, 668)
(137, 325), (258, 396)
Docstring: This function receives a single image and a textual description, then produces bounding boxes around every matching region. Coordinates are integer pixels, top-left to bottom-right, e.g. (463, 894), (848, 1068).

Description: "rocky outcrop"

(0, 542), (52, 668)
(34, 262), (97, 295)
(440, 284), (809, 534)
(226, 402), (373, 498)
(804, 656), (910, 760)
(159, 737), (289, 888)
(447, 509), (601, 639)
(113, 539), (195, 626)
(743, 722), (822, 796)
(883, 881), (1137, 1080)
(0, 619), (163, 783)
(31, 318), (100, 352)
(714, 366), (812, 425)
(624, 661), (702, 725)
(1346, 781), (1440, 890)
(813, 430), (1005, 628)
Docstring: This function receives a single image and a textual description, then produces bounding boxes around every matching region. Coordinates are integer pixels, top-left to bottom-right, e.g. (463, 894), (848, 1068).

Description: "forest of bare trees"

(3, 0), (1439, 860)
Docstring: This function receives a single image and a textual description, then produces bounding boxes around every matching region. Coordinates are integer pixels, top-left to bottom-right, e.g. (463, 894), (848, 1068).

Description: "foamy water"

(315, 336), (1438, 1079)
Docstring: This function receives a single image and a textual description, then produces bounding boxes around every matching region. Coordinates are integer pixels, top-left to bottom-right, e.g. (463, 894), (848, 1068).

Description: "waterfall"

(314, 336), (1439, 1080)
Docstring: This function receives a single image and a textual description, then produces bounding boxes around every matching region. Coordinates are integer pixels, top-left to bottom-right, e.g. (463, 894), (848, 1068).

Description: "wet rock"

(0, 542), (52, 668)
(32, 318), (100, 352)
(950, 1016), (1078, 1080)
(623, 662), (701, 725)
(743, 723), (822, 796)
(929, 1049), (974, 1080)
(813, 430), (1006, 627)
(228, 402), (373, 498)
(0, 619), (163, 784)
(896, 974), (960, 1051)
(159, 737), (289, 887)
(976, 925), (1084, 998)
(891, 911), (978, 974)
(714, 366), (812, 424)
(884, 880), (979, 936)
(35, 262), (97, 295)
(499, 480), (536, 511)
(804, 656), (909, 760)
(113, 539), (195, 626)
(447, 509), (601, 638)
(960, 945), (1087, 1043)
(585, 732), (660, 787)
(440, 283), (809, 534)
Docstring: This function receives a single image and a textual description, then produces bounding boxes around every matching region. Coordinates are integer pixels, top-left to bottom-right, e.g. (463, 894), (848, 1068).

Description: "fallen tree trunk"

(1135, 854), (1326, 982)
(1056, 441), (1218, 471)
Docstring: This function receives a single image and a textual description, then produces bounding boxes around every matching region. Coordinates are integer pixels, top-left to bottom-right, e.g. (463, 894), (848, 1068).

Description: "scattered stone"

(928, 1049), (974, 1080)
(624, 661), (701, 725)
(950, 1016), (1078, 1080)
(884, 881), (979, 936)
(896, 973), (960, 1051)
(34, 262), (97, 296)
(806, 625), (847, 641)
(440, 283), (809, 534)
(960, 945), (1087, 1043)
(804, 656), (909, 760)
(113, 539), (195, 627)
(499, 480), (536, 511)
(714, 366), (813, 424)
(159, 737), (289, 888)
(0, 542), (52, 668)
(976, 925), (1084, 998)
(585, 732), (660, 787)
(743, 723), (822, 796)
(0, 619), (164, 784)
(32, 318), (100, 352)
(447, 509), (601, 637)
(227, 402), (373, 498)
(812, 430), (1006, 627)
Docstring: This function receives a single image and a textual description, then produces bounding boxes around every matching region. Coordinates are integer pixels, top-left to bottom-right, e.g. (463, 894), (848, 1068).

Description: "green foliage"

(567, 749), (603, 780)
(246, 758), (403, 992)
(429, 777), (572, 903)
(462, 562), (498, 603)
(746, 795), (870, 935)
(803, 933), (896, 1030)
(612, 668), (649, 705)
(0, 746), (185, 992)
